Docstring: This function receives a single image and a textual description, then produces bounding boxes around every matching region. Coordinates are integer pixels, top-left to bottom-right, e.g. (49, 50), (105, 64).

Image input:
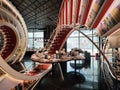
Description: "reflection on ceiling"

(9, 0), (62, 32)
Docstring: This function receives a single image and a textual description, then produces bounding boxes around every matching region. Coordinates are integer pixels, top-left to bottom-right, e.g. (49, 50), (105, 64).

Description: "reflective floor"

(20, 56), (100, 90)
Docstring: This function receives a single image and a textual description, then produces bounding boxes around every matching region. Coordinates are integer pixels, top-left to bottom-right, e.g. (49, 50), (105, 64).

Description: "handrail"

(103, 61), (117, 80)
(102, 37), (120, 81)
(44, 28), (56, 50)
(46, 0), (64, 44)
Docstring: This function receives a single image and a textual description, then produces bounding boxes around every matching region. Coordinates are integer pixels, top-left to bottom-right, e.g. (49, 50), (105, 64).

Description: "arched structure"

(0, 0), (52, 80)
(48, 0), (120, 54)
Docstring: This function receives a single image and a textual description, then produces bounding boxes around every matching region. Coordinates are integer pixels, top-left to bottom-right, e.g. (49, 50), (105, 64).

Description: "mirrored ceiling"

(9, 0), (62, 32)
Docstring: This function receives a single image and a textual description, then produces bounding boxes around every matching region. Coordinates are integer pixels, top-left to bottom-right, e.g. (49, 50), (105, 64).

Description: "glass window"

(80, 37), (92, 52)
(28, 32), (33, 38)
(27, 31), (44, 51)
(67, 29), (99, 72)
(80, 30), (91, 36)
(28, 38), (33, 50)
(67, 30), (99, 54)
(34, 32), (43, 38)
(67, 37), (79, 51)
(69, 30), (79, 37)
(67, 31), (79, 51)
(34, 38), (43, 49)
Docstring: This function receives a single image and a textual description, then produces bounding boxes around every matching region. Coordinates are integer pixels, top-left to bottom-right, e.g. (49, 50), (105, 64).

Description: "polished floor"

(21, 56), (101, 90)
(33, 72), (98, 90)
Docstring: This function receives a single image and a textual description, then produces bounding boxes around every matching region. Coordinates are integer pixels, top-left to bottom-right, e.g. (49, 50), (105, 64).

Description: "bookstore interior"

(0, 0), (120, 90)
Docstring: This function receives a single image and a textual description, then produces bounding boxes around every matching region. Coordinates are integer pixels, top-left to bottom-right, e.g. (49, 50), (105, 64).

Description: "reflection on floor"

(21, 56), (100, 90)
(67, 57), (99, 90)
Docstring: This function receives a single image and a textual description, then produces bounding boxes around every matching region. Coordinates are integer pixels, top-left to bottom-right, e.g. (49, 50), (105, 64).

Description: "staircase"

(47, 27), (73, 54)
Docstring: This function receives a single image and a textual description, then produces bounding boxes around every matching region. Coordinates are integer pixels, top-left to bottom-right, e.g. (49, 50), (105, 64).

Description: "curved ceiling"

(48, 0), (120, 53)
(9, 0), (62, 32)
(57, 0), (120, 36)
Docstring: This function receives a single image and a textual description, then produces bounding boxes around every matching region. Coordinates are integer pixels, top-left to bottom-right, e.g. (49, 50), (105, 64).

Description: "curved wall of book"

(0, 0), (52, 80)
(0, 0), (28, 62)
(49, 0), (115, 53)
(96, 0), (120, 37)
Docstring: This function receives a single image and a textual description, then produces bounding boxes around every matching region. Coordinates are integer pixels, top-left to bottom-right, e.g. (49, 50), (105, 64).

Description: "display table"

(31, 54), (85, 63)
(31, 54), (85, 81)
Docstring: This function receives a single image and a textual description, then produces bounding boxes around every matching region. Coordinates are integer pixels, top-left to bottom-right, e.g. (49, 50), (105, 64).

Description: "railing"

(100, 34), (120, 90)
(45, 28), (56, 50)
(102, 61), (120, 90)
